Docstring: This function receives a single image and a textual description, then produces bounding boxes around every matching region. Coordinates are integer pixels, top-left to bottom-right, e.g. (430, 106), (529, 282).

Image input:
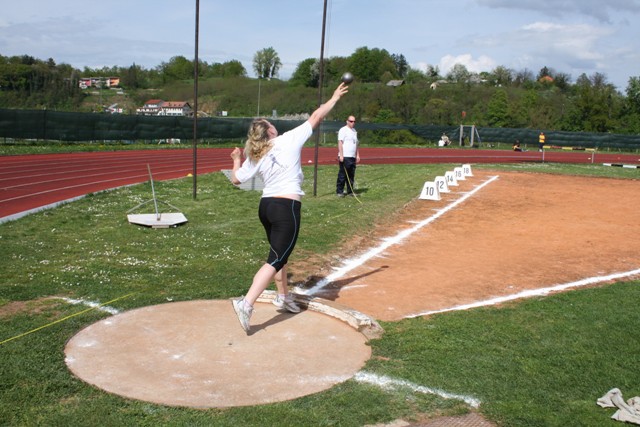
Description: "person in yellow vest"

(538, 131), (546, 152)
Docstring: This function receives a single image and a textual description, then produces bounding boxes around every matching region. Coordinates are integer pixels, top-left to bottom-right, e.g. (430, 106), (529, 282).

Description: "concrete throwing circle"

(65, 300), (371, 408)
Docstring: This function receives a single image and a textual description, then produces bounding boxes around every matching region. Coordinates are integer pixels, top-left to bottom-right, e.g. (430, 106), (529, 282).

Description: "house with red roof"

(136, 100), (193, 117)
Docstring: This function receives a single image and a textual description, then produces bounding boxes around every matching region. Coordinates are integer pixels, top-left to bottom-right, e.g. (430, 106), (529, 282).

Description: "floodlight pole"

(257, 77), (262, 116)
(192, 0), (200, 199)
(312, 0), (328, 197)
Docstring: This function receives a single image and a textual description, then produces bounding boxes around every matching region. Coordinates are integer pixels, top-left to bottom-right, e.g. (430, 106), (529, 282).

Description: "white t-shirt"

(338, 125), (358, 157)
(235, 121), (312, 198)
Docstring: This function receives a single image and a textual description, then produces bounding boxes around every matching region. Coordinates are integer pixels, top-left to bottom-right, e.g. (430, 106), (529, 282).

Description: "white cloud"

(476, 0), (640, 22)
(0, 0), (638, 90)
(413, 54), (497, 78)
(519, 22), (609, 60)
(459, 21), (615, 81)
(439, 54), (497, 75)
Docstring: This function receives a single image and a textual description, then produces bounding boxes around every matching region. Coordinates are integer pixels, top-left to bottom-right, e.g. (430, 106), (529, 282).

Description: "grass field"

(1, 162), (639, 426)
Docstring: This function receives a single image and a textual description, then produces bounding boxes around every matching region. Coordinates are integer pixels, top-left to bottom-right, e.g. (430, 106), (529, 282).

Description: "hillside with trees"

(1, 47), (640, 135)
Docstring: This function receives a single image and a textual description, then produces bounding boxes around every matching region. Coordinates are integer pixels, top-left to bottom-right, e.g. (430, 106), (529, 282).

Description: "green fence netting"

(1, 108), (639, 150)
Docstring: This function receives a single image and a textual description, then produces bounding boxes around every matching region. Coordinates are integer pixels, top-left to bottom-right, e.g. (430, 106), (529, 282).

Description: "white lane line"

(297, 175), (500, 297)
(0, 158), (229, 188)
(59, 297), (120, 315)
(355, 371), (481, 408)
(0, 176), (148, 204)
(406, 268), (640, 318)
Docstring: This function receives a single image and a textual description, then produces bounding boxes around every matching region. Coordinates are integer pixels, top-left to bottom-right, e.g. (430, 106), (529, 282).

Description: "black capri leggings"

(258, 197), (301, 272)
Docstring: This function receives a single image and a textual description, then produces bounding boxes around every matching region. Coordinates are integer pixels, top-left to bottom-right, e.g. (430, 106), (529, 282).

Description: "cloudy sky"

(1, 0), (639, 91)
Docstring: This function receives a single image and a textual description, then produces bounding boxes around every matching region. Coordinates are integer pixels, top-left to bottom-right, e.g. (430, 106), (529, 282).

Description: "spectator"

(513, 140), (523, 152)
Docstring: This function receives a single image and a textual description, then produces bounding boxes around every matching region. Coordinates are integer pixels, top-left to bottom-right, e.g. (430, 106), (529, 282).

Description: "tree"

(420, 98), (453, 125)
(404, 67), (427, 84)
(537, 66), (552, 81)
(160, 56), (194, 82)
(392, 53), (408, 78)
(210, 60), (247, 78)
(325, 56), (349, 83)
(626, 76), (640, 113)
(426, 65), (440, 79)
(0, 54), (84, 109)
(491, 66), (513, 87)
(514, 68), (535, 88)
(224, 60), (247, 77)
(121, 63), (145, 89)
(348, 47), (397, 82)
(553, 72), (572, 91)
(486, 88), (509, 127)
(566, 72), (621, 132)
(0, 62), (33, 91)
(446, 64), (470, 83)
(253, 47), (281, 79)
(290, 58), (319, 87)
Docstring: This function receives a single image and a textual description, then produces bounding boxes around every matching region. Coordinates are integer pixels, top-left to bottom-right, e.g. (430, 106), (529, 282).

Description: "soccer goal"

(459, 125), (482, 147)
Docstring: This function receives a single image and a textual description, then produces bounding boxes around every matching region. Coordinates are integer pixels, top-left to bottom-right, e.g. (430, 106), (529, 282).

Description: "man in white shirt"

(336, 115), (360, 197)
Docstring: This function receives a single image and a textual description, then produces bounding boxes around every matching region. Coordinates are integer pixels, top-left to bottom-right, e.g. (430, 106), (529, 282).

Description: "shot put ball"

(341, 72), (354, 84)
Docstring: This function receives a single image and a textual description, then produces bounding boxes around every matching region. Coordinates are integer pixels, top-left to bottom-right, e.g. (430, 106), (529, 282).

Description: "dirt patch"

(65, 300), (371, 408)
(366, 412), (495, 427)
(0, 297), (62, 319)
(299, 170), (640, 321)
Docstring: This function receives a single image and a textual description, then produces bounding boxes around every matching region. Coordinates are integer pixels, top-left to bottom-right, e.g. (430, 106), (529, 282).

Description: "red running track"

(1, 147), (638, 221)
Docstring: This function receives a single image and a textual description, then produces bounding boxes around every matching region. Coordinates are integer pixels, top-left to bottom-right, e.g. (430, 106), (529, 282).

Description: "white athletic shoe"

(272, 294), (301, 313)
(232, 298), (253, 332)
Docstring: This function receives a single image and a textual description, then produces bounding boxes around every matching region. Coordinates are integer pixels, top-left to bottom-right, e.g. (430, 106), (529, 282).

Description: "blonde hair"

(244, 119), (273, 162)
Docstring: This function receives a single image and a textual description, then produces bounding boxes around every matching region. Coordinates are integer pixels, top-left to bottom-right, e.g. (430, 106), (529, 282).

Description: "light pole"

(192, 0), (199, 199)
(312, 0), (328, 197)
(257, 77), (262, 116)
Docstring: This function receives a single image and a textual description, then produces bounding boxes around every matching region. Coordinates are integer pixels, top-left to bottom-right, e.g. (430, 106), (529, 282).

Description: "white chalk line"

(352, 272), (640, 405)
(59, 297), (120, 315)
(355, 371), (481, 408)
(406, 268), (640, 318)
(296, 175), (500, 296)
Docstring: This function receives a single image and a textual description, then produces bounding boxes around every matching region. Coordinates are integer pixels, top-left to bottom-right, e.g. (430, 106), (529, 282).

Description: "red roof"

(163, 102), (189, 108)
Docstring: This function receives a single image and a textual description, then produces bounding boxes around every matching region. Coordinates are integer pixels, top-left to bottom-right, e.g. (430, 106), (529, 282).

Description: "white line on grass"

(355, 371), (481, 408)
(406, 268), (640, 318)
(297, 175), (500, 296)
(59, 297), (120, 315)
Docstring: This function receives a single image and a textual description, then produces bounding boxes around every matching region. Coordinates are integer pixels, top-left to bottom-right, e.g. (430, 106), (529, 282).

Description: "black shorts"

(258, 197), (301, 272)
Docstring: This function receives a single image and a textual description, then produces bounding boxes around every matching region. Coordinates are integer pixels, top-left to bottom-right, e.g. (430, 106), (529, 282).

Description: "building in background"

(136, 100), (193, 117)
(79, 77), (120, 89)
